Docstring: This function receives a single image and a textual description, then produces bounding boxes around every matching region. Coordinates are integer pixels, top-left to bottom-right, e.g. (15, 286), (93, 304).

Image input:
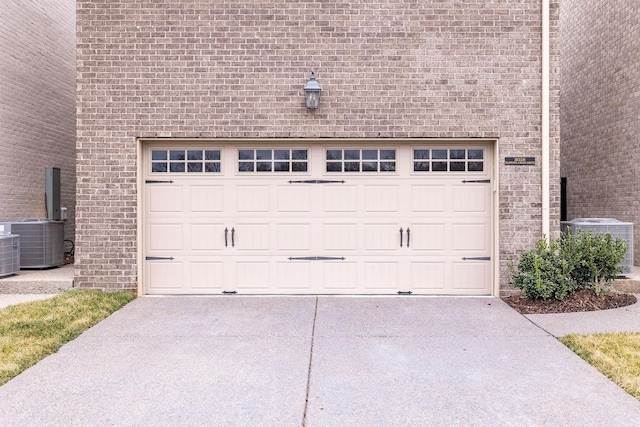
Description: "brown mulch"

(502, 289), (637, 314)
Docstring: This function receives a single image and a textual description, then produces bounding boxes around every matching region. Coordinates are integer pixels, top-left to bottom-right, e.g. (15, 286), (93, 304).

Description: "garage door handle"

(231, 227), (235, 247)
(224, 227), (228, 247)
(406, 228), (410, 248)
(399, 228), (403, 248)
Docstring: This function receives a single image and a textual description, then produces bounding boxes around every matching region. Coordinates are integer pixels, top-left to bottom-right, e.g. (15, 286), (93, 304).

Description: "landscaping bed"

(503, 289), (637, 314)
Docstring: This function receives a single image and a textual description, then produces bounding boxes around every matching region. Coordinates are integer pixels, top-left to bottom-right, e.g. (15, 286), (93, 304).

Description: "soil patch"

(502, 289), (637, 315)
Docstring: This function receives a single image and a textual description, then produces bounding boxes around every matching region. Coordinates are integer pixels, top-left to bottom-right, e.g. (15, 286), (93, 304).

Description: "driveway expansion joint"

(302, 296), (318, 426)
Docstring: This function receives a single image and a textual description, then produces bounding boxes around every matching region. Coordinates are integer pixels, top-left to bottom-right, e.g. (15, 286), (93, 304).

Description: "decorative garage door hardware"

(145, 180), (174, 184)
(143, 144), (493, 295)
(399, 228), (411, 248)
(224, 227), (235, 247)
(462, 257), (491, 261)
(288, 179), (345, 184)
(461, 179), (490, 184)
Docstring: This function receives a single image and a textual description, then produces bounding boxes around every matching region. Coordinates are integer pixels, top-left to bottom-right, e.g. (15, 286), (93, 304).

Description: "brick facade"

(560, 1), (640, 264)
(76, 0), (560, 292)
(0, 1), (76, 242)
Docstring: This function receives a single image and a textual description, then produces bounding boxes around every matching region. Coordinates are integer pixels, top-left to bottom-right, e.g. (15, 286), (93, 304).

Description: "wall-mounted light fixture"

(303, 71), (322, 110)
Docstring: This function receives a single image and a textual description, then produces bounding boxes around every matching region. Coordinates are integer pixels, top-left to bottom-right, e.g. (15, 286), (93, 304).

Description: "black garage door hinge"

(222, 291), (237, 295)
(145, 180), (174, 184)
(462, 257), (491, 261)
(397, 291), (413, 295)
(461, 179), (491, 184)
(145, 256), (175, 261)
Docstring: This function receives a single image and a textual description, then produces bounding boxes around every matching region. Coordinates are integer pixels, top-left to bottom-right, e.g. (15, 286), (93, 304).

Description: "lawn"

(0, 290), (135, 386)
(560, 333), (640, 400)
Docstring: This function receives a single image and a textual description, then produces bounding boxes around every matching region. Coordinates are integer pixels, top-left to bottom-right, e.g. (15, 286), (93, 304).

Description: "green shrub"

(510, 238), (578, 300)
(510, 230), (628, 300)
(561, 230), (628, 295)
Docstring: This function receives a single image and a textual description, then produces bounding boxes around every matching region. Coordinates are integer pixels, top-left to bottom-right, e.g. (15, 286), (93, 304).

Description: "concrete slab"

(0, 263), (74, 293)
(0, 293), (57, 309)
(2, 335), (311, 426)
(313, 296), (544, 338)
(526, 294), (640, 337)
(307, 297), (640, 426)
(1, 296), (640, 426)
(0, 296), (315, 426)
(96, 296), (317, 337)
(307, 336), (638, 426)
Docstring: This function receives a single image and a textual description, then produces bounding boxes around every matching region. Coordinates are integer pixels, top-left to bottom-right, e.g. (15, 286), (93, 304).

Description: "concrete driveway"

(1, 296), (639, 426)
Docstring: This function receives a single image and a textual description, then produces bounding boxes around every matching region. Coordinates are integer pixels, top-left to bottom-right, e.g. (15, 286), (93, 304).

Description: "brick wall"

(560, 1), (640, 264)
(76, 0), (560, 292)
(0, 1), (76, 243)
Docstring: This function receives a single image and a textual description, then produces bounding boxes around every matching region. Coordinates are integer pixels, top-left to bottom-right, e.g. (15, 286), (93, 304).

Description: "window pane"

(256, 150), (272, 160)
(188, 163), (203, 172)
(293, 150), (308, 160)
(326, 150), (341, 160)
(239, 162), (254, 172)
(152, 162), (167, 173)
(450, 162), (465, 171)
(326, 162), (342, 172)
(274, 150), (290, 160)
(362, 150), (378, 160)
(432, 150), (448, 160)
(256, 162), (272, 172)
(274, 162), (290, 172)
(432, 162), (447, 172)
(170, 162), (185, 172)
(414, 149), (429, 160)
(205, 163), (221, 173)
(170, 151), (185, 161)
(414, 161), (429, 172)
(380, 162), (396, 172)
(292, 162), (308, 172)
(239, 150), (254, 160)
(362, 161), (377, 172)
(450, 149), (465, 159)
(344, 162), (360, 172)
(468, 161), (484, 172)
(152, 150), (167, 161)
(344, 150), (360, 160)
(468, 149), (483, 160)
(187, 150), (203, 161)
(380, 149), (396, 160)
(205, 150), (221, 161)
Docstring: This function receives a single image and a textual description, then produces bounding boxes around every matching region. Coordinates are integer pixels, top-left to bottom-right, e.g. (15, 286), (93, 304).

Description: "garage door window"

(413, 148), (484, 172)
(326, 149), (396, 172)
(151, 149), (221, 173)
(238, 149), (308, 173)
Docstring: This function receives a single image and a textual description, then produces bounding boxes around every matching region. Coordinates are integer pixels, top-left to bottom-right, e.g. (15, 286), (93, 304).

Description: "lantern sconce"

(303, 70), (322, 110)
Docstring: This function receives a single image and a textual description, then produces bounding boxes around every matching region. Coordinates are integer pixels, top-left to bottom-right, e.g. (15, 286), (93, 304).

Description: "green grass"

(560, 333), (640, 400)
(0, 290), (135, 386)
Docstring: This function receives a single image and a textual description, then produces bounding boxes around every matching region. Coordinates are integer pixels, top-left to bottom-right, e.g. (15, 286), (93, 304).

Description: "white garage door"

(142, 142), (493, 295)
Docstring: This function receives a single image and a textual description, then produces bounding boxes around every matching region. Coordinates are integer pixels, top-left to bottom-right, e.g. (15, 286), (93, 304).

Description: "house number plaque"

(505, 156), (536, 166)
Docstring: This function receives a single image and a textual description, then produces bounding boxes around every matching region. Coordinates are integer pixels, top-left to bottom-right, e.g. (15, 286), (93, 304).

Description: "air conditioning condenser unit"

(0, 232), (20, 277)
